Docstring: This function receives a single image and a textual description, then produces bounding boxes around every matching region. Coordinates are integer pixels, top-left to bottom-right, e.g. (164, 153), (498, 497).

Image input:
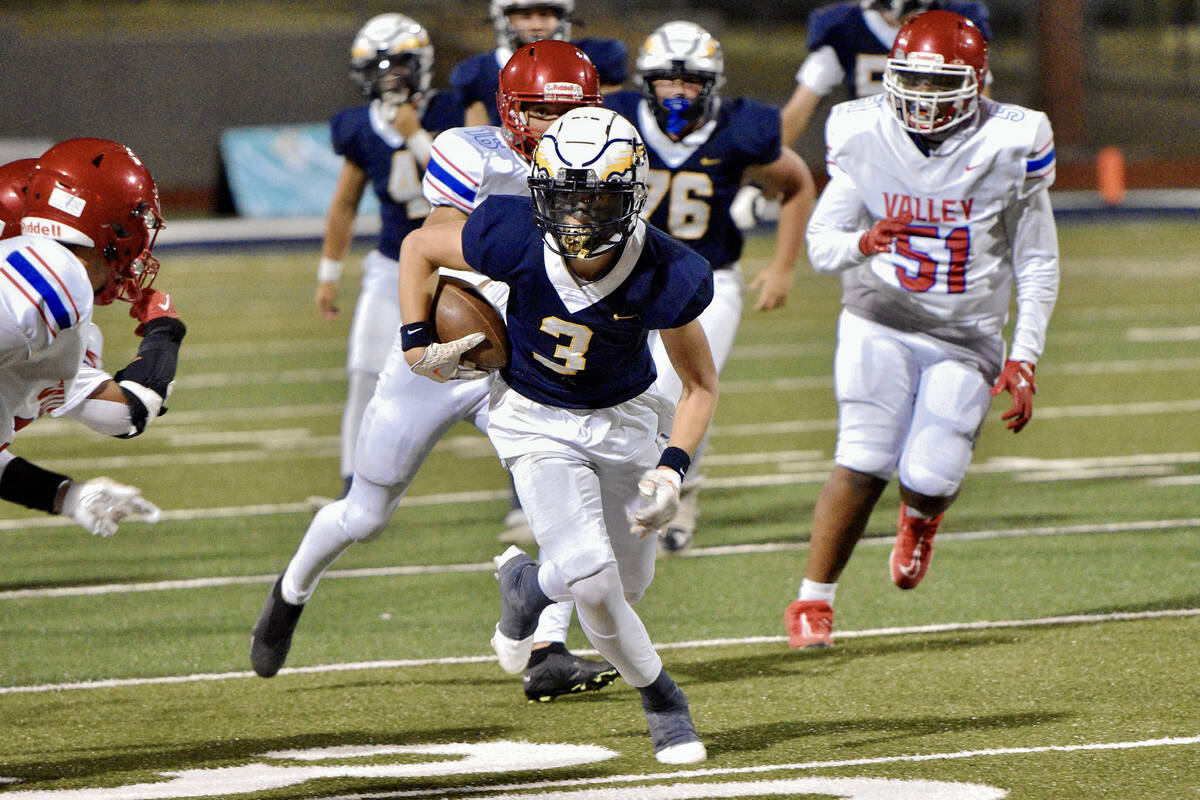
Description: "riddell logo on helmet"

(21, 219), (65, 238)
(543, 82), (583, 101)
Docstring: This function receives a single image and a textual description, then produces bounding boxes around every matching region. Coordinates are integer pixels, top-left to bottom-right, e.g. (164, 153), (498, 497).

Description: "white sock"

(799, 578), (837, 605)
(281, 500), (354, 605)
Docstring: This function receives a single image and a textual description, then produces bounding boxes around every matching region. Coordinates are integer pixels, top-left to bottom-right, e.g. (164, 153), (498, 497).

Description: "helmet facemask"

(96, 201), (164, 305)
(635, 22), (726, 137)
(530, 169), (645, 259)
(640, 68), (720, 136)
(883, 56), (978, 134)
(491, 0), (573, 51)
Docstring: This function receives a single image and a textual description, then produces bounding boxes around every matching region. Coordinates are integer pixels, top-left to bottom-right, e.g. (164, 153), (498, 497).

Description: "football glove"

(409, 333), (489, 383)
(629, 467), (682, 538)
(129, 289), (181, 337)
(990, 359), (1036, 433)
(61, 477), (161, 537)
(858, 213), (914, 256)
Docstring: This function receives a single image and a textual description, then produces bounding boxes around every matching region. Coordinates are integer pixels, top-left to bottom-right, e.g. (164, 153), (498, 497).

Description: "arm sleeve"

(1003, 187), (1060, 364)
(796, 45), (845, 96)
(805, 168), (872, 275)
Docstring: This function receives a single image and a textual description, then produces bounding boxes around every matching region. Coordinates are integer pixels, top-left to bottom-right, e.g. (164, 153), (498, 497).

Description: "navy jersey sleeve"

(461, 195), (538, 280)
(328, 107), (361, 163)
(575, 37), (629, 86)
(728, 98), (783, 167)
(946, 1), (993, 39)
(602, 88), (642, 121)
(421, 90), (466, 133)
(806, 2), (858, 51)
(641, 227), (714, 330)
(450, 54), (488, 109)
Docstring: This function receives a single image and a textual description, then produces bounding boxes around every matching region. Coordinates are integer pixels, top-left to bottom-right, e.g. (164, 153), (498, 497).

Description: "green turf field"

(1, 218), (1198, 799)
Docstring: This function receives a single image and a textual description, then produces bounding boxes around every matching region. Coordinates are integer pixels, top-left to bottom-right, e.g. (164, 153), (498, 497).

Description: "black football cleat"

(249, 576), (305, 678)
(524, 647), (620, 702)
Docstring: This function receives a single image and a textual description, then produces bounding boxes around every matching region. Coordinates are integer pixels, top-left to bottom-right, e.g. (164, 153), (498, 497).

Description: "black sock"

(526, 641), (568, 668)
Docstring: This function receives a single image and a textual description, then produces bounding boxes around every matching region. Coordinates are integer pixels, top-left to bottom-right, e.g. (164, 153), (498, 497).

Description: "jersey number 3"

(893, 225), (970, 293)
(532, 317), (593, 375)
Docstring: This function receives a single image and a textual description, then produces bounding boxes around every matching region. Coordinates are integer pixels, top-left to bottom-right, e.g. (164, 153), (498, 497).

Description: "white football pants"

(832, 310), (996, 498)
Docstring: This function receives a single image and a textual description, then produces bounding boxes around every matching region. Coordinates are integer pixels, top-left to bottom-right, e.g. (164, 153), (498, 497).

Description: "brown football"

(431, 274), (510, 370)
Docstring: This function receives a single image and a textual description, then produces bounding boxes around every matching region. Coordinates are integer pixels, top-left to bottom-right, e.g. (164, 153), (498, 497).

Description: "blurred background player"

(0, 140), (185, 536)
(451, 0), (628, 128)
(398, 107), (716, 763)
(313, 13), (463, 500)
(780, 0), (992, 149)
(605, 21), (815, 553)
(252, 42), (619, 705)
(784, 10), (1058, 647)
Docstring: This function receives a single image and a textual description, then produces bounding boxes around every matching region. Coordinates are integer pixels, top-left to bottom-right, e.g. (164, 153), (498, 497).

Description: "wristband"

(656, 446), (691, 480)
(406, 129), (434, 165)
(0, 456), (72, 513)
(317, 258), (343, 283)
(400, 321), (434, 351)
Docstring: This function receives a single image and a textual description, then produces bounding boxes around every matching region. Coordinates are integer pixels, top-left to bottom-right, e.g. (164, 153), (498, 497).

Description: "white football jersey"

(0, 236), (96, 447)
(807, 94), (1060, 363)
(422, 125), (529, 214)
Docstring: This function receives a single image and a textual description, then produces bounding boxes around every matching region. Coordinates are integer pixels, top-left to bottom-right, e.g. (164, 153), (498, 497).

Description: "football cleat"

(642, 682), (706, 764)
(890, 505), (945, 589)
(657, 481), (699, 555)
(785, 599), (833, 648)
(498, 507), (535, 545)
(490, 546), (551, 674)
(523, 647), (620, 702)
(249, 576), (305, 677)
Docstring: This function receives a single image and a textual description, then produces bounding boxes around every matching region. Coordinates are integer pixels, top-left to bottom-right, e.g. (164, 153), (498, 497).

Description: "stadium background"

(1, 0), (1198, 213)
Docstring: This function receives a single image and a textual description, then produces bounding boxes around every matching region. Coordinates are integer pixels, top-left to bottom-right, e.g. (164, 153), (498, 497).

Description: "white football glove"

(61, 478), (161, 537)
(629, 467), (682, 538)
(410, 333), (490, 383)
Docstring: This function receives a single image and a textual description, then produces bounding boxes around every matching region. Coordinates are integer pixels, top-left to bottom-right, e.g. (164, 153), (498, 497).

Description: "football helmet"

(21, 138), (164, 305)
(872, 0), (938, 20)
(497, 40), (602, 160)
(529, 107), (648, 259)
(350, 13), (434, 107)
(883, 10), (987, 135)
(635, 21), (725, 136)
(0, 158), (35, 239)
(490, 0), (573, 52)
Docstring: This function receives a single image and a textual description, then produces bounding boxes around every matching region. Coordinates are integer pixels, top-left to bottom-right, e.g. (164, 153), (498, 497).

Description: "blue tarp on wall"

(219, 124), (380, 218)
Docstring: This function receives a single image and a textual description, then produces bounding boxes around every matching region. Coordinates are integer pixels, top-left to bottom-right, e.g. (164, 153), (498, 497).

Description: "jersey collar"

(542, 218), (647, 313)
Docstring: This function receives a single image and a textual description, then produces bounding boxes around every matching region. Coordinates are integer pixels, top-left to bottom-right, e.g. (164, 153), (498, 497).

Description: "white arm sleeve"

(1003, 186), (1060, 364)
(806, 169), (873, 275)
(796, 45), (845, 97)
(63, 397), (137, 437)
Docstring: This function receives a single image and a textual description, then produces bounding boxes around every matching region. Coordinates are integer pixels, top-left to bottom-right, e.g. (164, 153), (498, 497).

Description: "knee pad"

(569, 565), (623, 611)
(338, 496), (391, 543)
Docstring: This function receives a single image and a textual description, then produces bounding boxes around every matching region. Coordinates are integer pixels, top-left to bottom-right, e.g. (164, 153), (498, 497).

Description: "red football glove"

(858, 213), (914, 256)
(990, 359), (1036, 433)
(129, 289), (181, 337)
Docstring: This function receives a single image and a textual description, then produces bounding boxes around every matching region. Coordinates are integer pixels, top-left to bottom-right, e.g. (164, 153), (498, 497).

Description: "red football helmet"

(884, 10), (988, 135)
(0, 158), (35, 239)
(22, 138), (164, 304)
(496, 39), (601, 160)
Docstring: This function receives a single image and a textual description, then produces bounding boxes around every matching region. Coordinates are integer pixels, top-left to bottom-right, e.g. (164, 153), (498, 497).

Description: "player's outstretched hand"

(61, 477), (161, 537)
(129, 288), (181, 337)
(629, 467), (682, 537)
(408, 333), (489, 382)
(858, 213), (914, 256)
(990, 359), (1036, 433)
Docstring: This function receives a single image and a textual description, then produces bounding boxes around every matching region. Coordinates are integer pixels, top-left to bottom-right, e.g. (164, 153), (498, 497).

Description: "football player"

(780, 0), (992, 149)
(450, 0), (628, 127)
(785, 11), (1058, 647)
(0, 140), (186, 536)
(313, 13), (463, 499)
(251, 42), (619, 705)
(399, 107), (716, 764)
(605, 21), (816, 553)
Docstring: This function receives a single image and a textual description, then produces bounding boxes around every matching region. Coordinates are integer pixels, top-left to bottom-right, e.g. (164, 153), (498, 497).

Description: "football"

(431, 274), (510, 371)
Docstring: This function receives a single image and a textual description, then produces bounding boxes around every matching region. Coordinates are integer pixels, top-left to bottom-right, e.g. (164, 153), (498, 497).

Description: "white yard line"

(2, 606), (1197, 696)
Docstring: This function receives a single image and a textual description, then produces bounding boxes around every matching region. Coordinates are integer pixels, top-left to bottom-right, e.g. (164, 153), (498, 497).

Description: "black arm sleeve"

(113, 316), (186, 398)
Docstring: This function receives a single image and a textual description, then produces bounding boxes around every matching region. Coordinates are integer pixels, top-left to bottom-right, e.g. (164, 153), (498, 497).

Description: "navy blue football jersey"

(605, 90), (781, 270)
(807, 1), (992, 99)
(449, 37), (628, 127)
(329, 93), (463, 259)
(462, 194), (713, 409)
